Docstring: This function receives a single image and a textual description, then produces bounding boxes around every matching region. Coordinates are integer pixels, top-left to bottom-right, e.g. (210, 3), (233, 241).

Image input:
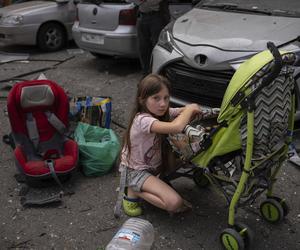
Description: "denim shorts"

(126, 167), (153, 192)
(120, 165), (158, 192)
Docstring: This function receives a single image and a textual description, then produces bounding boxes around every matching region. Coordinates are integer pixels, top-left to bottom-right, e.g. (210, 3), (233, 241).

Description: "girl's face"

(145, 85), (170, 117)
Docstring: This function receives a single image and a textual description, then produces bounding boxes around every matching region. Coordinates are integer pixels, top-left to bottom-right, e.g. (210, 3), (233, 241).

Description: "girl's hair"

(122, 74), (171, 163)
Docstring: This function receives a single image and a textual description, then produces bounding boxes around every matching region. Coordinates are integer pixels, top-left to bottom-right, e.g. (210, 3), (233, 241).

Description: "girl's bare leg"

(130, 175), (189, 213)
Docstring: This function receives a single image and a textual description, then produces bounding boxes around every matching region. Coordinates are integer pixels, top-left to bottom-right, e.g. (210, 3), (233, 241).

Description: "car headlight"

(157, 22), (183, 55)
(0, 15), (24, 25)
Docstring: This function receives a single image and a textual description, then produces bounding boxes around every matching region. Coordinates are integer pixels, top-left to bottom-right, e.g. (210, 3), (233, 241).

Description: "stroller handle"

(239, 42), (284, 110)
(263, 42), (283, 86)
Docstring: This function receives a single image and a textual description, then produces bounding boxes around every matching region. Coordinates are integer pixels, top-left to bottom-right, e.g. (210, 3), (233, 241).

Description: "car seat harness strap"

(45, 111), (66, 134)
(26, 113), (40, 149)
(45, 159), (64, 191)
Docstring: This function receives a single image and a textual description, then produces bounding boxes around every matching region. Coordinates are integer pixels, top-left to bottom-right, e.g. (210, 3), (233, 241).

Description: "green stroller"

(167, 42), (296, 250)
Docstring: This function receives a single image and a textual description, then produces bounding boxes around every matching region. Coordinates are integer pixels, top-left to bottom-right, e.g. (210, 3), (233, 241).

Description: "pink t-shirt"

(120, 108), (180, 171)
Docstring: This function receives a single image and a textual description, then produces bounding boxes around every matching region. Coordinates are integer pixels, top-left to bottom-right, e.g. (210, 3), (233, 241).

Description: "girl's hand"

(185, 103), (202, 116)
(151, 104), (202, 134)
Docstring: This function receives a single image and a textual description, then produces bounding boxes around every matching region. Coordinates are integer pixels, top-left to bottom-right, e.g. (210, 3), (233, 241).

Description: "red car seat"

(7, 79), (78, 183)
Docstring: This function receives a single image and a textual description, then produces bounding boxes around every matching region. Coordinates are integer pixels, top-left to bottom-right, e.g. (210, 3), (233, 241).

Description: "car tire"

(37, 22), (67, 52)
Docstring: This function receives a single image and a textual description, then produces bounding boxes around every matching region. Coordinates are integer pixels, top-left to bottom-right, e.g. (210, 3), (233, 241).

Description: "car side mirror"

(73, 0), (80, 5)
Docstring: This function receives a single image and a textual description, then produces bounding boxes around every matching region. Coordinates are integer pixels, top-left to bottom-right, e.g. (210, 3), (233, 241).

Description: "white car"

(152, 0), (300, 119)
(72, 0), (195, 58)
(0, 0), (78, 51)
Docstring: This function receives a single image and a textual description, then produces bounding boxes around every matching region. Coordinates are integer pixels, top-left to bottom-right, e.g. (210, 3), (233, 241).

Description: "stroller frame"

(166, 42), (296, 250)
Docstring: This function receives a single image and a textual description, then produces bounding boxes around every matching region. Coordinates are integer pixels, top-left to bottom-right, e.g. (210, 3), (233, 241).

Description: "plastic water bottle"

(105, 218), (154, 250)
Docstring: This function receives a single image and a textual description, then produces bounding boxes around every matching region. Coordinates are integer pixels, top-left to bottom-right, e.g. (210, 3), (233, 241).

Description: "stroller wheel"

(260, 198), (284, 223)
(193, 168), (209, 188)
(234, 222), (254, 248)
(220, 228), (245, 250)
(268, 196), (290, 216)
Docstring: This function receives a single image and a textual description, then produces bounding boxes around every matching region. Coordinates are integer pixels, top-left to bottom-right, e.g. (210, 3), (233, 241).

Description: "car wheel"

(37, 23), (67, 52)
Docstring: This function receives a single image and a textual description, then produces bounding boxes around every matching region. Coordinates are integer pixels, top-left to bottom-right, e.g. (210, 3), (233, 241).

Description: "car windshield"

(196, 0), (300, 17)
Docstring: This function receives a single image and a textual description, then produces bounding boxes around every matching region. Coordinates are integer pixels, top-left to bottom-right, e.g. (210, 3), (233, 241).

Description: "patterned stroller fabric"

(240, 62), (294, 159)
(168, 108), (220, 160)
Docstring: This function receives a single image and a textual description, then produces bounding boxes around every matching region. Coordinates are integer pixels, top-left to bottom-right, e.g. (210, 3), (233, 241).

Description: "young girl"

(119, 74), (201, 216)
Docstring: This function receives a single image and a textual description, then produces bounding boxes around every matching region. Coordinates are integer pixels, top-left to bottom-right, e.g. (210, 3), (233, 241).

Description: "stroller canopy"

(218, 50), (290, 123)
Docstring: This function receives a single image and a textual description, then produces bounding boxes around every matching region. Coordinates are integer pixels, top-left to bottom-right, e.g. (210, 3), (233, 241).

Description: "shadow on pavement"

(0, 41), (78, 55)
(92, 54), (141, 77)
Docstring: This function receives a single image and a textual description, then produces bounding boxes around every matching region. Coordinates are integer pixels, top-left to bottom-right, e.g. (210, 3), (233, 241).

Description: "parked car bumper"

(72, 22), (138, 58)
(152, 44), (235, 108)
(152, 44), (184, 73)
(152, 44), (192, 106)
(0, 24), (37, 46)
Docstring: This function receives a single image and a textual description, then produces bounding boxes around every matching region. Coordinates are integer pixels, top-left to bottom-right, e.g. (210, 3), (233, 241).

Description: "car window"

(197, 0), (300, 17)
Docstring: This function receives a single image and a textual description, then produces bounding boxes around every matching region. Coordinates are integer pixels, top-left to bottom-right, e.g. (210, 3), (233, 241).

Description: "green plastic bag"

(74, 122), (121, 176)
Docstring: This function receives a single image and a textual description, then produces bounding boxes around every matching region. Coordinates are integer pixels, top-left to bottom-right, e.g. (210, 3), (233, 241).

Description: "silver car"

(0, 0), (77, 51)
(72, 0), (195, 58)
(152, 0), (300, 118)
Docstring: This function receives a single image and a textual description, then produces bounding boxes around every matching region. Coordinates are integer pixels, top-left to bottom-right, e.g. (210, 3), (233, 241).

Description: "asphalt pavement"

(0, 45), (299, 250)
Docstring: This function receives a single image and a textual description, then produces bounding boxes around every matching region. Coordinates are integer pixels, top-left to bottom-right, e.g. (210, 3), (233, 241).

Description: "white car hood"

(0, 1), (58, 16)
(173, 8), (300, 51)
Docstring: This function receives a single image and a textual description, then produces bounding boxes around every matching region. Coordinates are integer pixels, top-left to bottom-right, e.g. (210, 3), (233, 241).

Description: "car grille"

(163, 61), (235, 107)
